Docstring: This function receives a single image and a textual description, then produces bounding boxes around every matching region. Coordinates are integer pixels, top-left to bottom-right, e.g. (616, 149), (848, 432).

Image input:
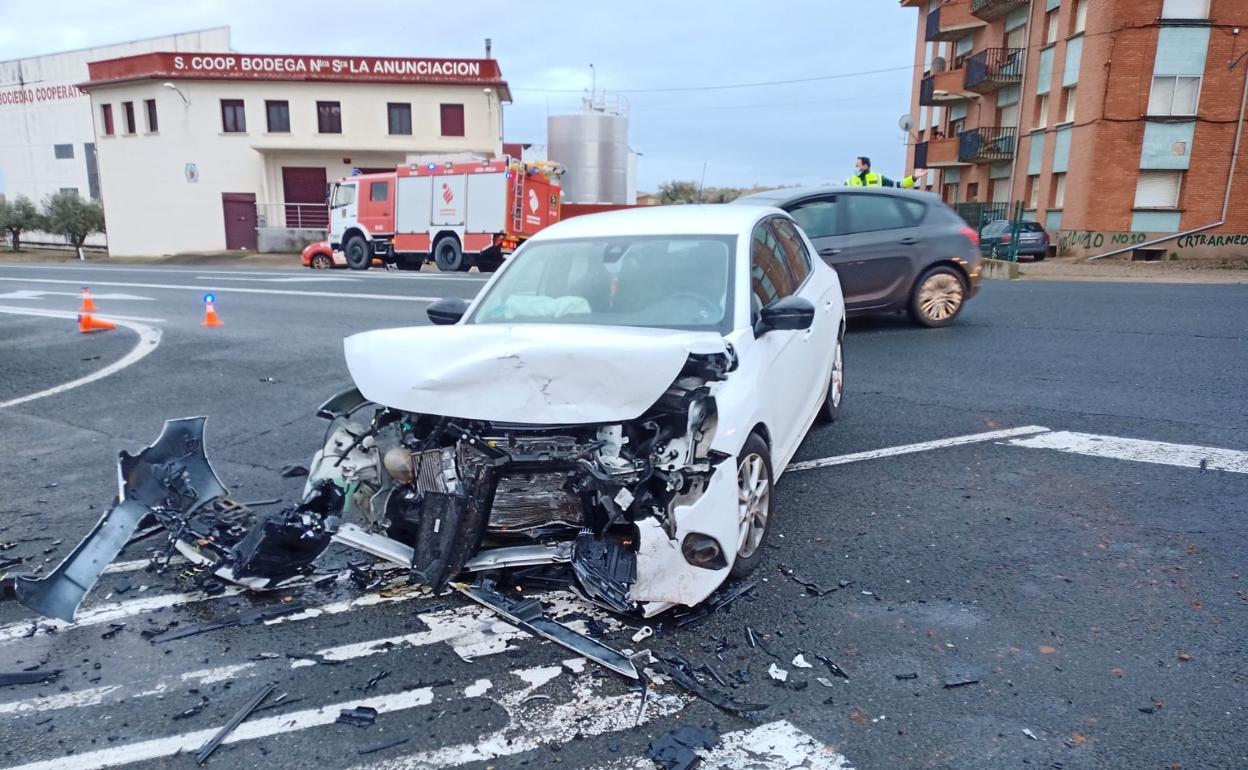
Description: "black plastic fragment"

(895, 672), (918, 680)
(361, 670), (390, 691)
(646, 726), (720, 770)
(172, 698), (209, 720)
(0, 670), (61, 686)
(651, 653), (768, 719)
(943, 671), (981, 688)
(337, 705), (378, 728)
(358, 737), (410, 755)
(148, 603), (305, 643)
(280, 465), (309, 478)
(196, 683), (274, 764)
(815, 654), (850, 680)
(778, 565), (840, 596)
(101, 623), (126, 640)
(570, 533), (636, 614)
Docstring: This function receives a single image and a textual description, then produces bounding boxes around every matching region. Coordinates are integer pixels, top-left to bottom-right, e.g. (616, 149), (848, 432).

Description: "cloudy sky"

(1, 0), (922, 191)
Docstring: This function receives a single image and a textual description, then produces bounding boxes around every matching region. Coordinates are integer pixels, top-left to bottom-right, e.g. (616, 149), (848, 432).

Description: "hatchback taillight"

(960, 226), (979, 247)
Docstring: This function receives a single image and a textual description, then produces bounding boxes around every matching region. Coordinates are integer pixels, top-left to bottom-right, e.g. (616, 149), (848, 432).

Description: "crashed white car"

(12, 205), (846, 644)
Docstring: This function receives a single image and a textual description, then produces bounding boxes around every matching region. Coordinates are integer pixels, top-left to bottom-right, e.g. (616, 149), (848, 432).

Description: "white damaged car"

(12, 205), (846, 646)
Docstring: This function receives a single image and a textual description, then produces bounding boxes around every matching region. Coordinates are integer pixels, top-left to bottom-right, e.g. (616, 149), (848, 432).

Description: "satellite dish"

(899, 114), (915, 133)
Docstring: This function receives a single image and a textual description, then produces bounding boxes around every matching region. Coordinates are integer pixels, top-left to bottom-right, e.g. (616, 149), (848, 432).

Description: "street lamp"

(162, 82), (189, 105)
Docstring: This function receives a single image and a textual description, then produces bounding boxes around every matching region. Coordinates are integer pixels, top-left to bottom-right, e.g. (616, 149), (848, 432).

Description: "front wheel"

(908, 266), (967, 328)
(730, 433), (774, 579)
(433, 237), (463, 272)
(309, 253), (333, 270)
(344, 236), (370, 271)
(816, 333), (845, 424)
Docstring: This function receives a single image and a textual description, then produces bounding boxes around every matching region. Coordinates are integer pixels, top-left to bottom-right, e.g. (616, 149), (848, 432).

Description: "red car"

(300, 241), (344, 269)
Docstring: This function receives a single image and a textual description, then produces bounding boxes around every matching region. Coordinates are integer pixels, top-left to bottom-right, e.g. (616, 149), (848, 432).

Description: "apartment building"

(903, 0), (1248, 258)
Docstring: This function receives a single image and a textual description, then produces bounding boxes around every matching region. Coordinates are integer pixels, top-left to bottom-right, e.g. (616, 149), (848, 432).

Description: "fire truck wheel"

(344, 236), (370, 271)
(433, 237), (463, 271)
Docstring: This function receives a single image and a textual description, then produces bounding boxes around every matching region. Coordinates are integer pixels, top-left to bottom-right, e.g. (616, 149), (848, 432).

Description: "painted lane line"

(0, 586), (246, 644)
(586, 720), (855, 770)
(0, 290), (154, 301)
(0, 263), (489, 281)
(787, 425), (1052, 472)
(200, 276), (358, 283)
(0, 307), (163, 410)
(0, 276), (439, 303)
(1007, 430), (1248, 475)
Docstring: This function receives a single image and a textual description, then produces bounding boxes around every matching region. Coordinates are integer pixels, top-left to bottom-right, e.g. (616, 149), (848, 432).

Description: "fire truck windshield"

(330, 183), (356, 209)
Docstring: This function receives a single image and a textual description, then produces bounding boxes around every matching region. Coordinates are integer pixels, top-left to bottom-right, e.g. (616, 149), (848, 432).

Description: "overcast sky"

(0, 0), (921, 191)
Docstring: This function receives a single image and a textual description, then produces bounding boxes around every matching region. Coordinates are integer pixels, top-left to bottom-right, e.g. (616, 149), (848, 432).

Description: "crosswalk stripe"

(0, 586), (247, 644)
(585, 720), (855, 770)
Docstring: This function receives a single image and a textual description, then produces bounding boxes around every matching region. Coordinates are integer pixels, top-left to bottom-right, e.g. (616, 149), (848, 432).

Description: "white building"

(80, 51), (510, 256)
(0, 27), (229, 244)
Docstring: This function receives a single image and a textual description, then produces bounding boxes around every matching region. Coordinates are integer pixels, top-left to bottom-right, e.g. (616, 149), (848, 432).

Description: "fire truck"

(327, 158), (564, 271)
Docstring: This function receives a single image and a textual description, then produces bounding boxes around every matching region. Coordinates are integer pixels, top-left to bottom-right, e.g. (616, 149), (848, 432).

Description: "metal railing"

(920, 74), (936, 106)
(958, 127), (1017, 163)
(256, 202), (329, 230)
(971, 0), (1028, 20)
(965, 48), (1024, 92)
(925, 7), (942, 41)
(914, 141), (929, 171)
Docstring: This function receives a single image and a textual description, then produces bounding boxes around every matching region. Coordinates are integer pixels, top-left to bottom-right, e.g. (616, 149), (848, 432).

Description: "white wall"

(0, 27), (229, 218)
(89, 78), (503, 256)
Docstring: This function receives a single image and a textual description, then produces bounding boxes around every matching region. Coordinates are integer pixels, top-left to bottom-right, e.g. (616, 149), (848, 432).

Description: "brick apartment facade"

(902, 0), (1248, 258)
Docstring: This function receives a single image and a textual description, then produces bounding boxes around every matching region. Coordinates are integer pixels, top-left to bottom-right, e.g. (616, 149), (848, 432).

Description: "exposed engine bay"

(10, 348), (741, 635)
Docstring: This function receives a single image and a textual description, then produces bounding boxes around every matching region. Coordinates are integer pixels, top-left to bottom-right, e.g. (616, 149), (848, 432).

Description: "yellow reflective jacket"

(845, 171), (917, 189)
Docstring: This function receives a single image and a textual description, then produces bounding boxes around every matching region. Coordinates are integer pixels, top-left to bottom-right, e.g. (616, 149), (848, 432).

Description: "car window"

(842, 194), (910, 234)
(1022, 222), (1044, 233)
(769, 218), (812, 289)
(787, 197), (838, 239)
(898, 199), (926, 226)
(983, 221), (1007, 236)
(369, 181), (389, 202)
(750, 221), (794, 310)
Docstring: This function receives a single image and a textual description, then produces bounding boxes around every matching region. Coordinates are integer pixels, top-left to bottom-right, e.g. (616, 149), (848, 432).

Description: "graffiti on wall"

(1058, 231), (1148, 251)
(1175, 233), (1248, 248)
(1058, 230), (1248, 256)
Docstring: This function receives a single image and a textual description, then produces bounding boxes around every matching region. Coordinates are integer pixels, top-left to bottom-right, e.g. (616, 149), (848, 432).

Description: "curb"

(981, 258), (1020, 281)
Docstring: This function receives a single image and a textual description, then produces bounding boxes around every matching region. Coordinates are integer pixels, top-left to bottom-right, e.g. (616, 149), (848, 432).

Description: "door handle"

(899, 237), (920, 246)
(818, 248), (841, 257)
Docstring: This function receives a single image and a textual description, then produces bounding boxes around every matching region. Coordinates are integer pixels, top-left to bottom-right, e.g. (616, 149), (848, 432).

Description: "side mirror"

(426, 296), (468, 325)
(754, 295), (815, 337)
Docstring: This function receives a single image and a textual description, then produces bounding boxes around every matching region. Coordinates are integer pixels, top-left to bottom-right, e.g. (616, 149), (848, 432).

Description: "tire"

(908, 265), (967, 328)
(730, 432), (774, 579)
(433, 237), (463, 272)
(1032, 251), (1047, 262)
(309, 253), (333, 270)
(816, 332), (845, 424)
(344, 236), (370, 271)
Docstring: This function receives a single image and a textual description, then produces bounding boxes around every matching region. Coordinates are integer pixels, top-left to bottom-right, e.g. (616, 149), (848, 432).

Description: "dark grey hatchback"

(734, 187), (982, 327)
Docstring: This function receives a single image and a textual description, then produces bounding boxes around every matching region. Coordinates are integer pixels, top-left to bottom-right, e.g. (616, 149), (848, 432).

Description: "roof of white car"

(534, 204), (785, 240)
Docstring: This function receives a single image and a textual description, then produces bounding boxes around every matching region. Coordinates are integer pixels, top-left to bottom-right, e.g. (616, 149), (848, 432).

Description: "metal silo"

(547, 99), (630, 204)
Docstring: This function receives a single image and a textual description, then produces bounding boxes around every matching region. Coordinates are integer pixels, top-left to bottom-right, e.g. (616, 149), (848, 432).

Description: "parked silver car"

(734, 187), (981, 327)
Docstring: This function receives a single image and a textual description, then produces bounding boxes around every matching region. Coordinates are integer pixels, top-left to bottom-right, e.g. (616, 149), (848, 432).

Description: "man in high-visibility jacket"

(845, 156), (927, 189)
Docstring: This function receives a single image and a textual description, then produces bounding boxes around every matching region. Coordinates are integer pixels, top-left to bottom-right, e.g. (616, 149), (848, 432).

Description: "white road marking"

(0, 586), (247, 644)
(0, 276), (439, 302)
(201, 276), (358, 283)
(787, 425), (1051, 472)
(0, 290), (153, 300)
(100, 556), (184, 576)
(0, 307), (163, 410)
(1007, 430), (1248, 475)
(587, 720), (855, 770)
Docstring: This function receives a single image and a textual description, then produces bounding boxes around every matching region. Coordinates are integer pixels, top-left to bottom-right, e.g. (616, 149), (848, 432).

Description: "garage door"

(281, 167), (329, 229)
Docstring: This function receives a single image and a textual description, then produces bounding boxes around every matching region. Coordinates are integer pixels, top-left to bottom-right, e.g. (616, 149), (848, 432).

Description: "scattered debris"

(651, 653), (768, 719)
(518, 693), (552, 707)
(632, 626), (654, 643)
(744, 626), (781, 660)
(361, 671), (390, 691)
(125, 524), (164, 547)
(1022, 728), (1039, 740)
(1177, 652), (1192, 662)
(792, 654), (812, 669)
(172, 698), (209, 720)
(195, 684), (274, 764)
(259, 377), (277, 384)
(895, 672), (918, 680)
(646, 726), (720, 770)
(336, 706), (379, 728)
(943, 672), (981, 689)
(768, 663), (789, 682)
(238, 498), (283, 508)
(1139, 697), (1165, 714)
(815, 677), (836, 688)
(0, 670), (61, 687)
(358, 737), (410, 755)
(280, 465), (309, 479)
(778, 565), (842, 596)
(814, 654), (850, 680)
(148, 603), (306, 643)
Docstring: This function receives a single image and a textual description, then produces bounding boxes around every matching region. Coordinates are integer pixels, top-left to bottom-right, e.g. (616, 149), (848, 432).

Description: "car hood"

(343, 323), (729, 424)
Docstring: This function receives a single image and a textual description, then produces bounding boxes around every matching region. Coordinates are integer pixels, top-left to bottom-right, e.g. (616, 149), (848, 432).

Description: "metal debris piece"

(768, 663), (788, 682)
(651, 653), (768, 719)
(1022, 728), (1038, 740)
(778, 565), (840, 596)
(280, 465), (309, 478)
(632, 626), (654, 643)
(336, 706), (379, 728)
(101, 623), (126, 640)
(148, 603), (306, 643)
(646, 726), (720, 770)
(456, 580), (638, 679)
(943, 672), (981, 689)
(125, 523), (164, 547)
(815, 677), (836, 688)
(814, 654), (850, 680)
(361, 670), (390, 691)
(358, 737), (410, 755)
(0, 670), (61, 686)
(195, 684), (274, 764)
(172, 698), (209, 720)
(792, 654), (812, 669)
(518, 693), (552, 707)
(238, 498), (283, 508)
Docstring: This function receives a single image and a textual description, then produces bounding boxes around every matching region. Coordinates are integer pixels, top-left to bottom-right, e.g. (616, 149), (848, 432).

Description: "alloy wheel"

(917, 273), (964, 322)
(736, 453), (771, 559)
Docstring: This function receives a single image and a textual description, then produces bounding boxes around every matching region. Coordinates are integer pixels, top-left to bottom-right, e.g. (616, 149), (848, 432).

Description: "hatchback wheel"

(730, 433), (773, 579)
(309, 253), (333, 270)
(909, 266), (966, 327)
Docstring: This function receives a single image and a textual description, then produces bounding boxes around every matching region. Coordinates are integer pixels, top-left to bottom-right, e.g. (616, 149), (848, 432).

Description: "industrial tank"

(547, 108), (630, 204)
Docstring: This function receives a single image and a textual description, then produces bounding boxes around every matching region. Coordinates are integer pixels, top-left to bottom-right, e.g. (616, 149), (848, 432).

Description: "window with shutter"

(1161, 0), (1209, 19)
(1134, 171), (1182, 208)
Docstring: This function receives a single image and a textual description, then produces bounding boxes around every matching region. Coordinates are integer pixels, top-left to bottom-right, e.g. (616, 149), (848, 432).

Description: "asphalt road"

(0, 260), (1245, 770)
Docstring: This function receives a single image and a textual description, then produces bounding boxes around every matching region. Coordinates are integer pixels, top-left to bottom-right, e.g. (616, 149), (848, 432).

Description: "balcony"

(915, 137), (971, 168)
(965, 48), (1024, 93)
(971, 0), (1029, 21)
(958, 127), (1017, 163)
(926, 1), (987, 42)
(920, 67), (976, 105)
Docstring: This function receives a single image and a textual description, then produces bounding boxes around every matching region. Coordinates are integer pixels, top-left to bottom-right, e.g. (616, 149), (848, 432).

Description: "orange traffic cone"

(78, 313), (116, 333)
(79, 287), (98, 313)
(202, 294), (223, 327)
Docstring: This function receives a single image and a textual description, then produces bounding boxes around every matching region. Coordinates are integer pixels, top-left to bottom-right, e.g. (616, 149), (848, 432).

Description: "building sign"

(84, 52), (505, 90)
(0, 82), (87, 108)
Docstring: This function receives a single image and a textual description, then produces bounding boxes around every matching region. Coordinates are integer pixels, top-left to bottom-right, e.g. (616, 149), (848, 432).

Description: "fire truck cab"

(328, 158), (563, 272)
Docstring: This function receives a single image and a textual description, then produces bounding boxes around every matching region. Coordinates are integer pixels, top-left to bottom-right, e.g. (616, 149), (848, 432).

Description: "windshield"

(469, 235), (736, 334)
(330, 183), (356, 209)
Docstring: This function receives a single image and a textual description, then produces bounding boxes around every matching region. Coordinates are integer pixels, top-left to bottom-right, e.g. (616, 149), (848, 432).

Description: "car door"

(832, 193), (926, 311)
(746, 219), (813, 459)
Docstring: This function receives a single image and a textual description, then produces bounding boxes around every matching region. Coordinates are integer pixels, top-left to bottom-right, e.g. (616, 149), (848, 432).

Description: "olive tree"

(0, 195), (42, 252)
(41, 191), (105, 260)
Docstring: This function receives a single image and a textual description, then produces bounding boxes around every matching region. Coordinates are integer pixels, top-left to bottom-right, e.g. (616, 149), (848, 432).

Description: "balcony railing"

(920, 75), (936, 106)
(971, 0), (1028, 21)
(256, 202), (329, 230)
(958, 127), (1017, 163)
(925, 7), (942, 41)
(965, 48), (1024, 93)
(926, 2), (986, 41)
(914, 141), (929, 171)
